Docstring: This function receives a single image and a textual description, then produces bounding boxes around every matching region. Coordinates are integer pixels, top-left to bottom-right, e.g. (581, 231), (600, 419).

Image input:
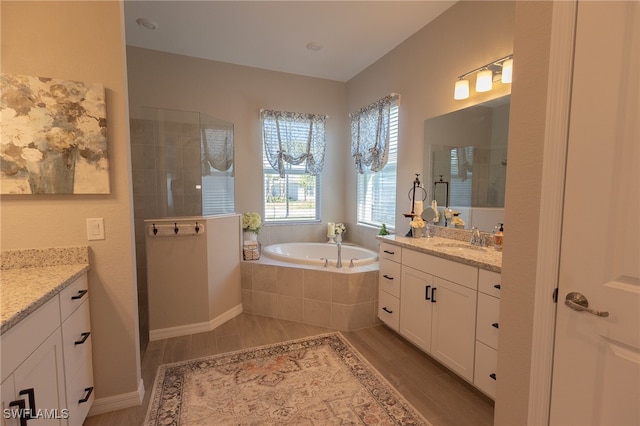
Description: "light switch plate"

(86, 218), (105, 241)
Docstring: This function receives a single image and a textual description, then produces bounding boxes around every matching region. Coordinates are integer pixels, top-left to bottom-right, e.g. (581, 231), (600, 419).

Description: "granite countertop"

(1, 247), (90, 335)
(378, 235), (502, 273)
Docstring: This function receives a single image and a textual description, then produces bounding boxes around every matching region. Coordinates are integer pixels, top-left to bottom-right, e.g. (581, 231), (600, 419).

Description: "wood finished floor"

(84, 313), (494, 426)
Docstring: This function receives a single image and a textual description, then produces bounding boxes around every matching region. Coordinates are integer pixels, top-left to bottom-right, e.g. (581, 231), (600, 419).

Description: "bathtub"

(242, 241), (380, 331)
(262, 242), (378, 267)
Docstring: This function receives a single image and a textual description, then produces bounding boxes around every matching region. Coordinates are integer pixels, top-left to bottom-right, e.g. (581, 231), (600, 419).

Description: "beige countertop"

(1, 246), (90, 335)
(378, 235), (502, 273)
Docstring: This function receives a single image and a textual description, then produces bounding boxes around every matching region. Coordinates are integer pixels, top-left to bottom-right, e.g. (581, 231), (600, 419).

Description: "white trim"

(527, 1), (577, 424)
(148, 304), (243, 341)
(88, 378), (145, 416)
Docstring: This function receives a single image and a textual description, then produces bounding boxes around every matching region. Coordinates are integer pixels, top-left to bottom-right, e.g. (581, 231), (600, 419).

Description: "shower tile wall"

(130, 117), (202, 353)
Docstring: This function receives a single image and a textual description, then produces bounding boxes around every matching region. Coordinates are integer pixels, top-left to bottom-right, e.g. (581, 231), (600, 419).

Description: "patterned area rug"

(145, 332), (430, 425)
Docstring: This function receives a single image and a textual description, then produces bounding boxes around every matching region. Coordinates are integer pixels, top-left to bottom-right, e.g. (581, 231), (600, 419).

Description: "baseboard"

(88, 378), (145, 416)
(149, 304), (243, 341)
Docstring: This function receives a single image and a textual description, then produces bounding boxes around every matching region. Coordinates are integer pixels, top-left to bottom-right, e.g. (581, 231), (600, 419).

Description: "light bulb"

(501, 58), (513, 83)
(476, 69), (493, 92)
(454, 79), (470, 100)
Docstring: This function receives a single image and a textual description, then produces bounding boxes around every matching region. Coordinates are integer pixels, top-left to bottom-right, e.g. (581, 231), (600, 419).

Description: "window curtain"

(261, 110), (327, 178)
(350, 95), (395, 174)
(202, 126), (233, 173)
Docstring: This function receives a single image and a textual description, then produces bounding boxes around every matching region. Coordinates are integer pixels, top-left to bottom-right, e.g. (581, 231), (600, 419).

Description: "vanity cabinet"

(400, 251), (477, 382)
(1, 273), (93, 425)
(377, 243), (402, 331)
(1, 297), (66, 426)
(474, 269), (502, 398)
(378, 238), (502, 398)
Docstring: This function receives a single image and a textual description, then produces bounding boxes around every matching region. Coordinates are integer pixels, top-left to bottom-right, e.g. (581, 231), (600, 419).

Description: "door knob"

(564, 292), (609, 317)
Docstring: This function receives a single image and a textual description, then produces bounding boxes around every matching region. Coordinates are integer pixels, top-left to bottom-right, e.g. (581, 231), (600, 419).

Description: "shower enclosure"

(130, 107), (235, 351)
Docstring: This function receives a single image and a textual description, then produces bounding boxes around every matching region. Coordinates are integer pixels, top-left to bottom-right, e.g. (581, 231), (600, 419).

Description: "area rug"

(145, 332), (430, 425)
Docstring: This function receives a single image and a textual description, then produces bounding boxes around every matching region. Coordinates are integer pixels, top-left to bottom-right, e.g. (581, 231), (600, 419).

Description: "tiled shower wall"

(129, 117), (202, 352)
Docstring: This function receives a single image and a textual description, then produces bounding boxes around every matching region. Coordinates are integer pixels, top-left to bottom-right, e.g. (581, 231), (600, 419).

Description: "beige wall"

(345, 1), (515, 234)
(0, 1), (141, 401)
(496, 2), (553, 424)
(126, 47), (349, 229)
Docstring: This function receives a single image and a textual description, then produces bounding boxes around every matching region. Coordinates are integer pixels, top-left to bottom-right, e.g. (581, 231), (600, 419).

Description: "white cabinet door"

(2, 375), (19, 426)
(12, 329), (67, 425)
(430, 277), (477, 382)
(400, 266), (433, 352)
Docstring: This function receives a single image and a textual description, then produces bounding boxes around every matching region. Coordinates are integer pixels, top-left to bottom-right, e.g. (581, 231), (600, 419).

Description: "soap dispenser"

(494, 223), (504, 251)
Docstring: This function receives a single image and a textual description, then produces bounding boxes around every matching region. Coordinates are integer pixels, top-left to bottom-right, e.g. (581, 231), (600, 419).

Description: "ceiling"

(124, 1), (457, 82)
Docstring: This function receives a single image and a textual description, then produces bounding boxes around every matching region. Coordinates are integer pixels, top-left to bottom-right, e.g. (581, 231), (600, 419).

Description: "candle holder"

(403, 174), (427, 236)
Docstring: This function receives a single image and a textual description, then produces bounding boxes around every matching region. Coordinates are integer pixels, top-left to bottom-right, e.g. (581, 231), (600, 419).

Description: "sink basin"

(432, 242), (487, 252)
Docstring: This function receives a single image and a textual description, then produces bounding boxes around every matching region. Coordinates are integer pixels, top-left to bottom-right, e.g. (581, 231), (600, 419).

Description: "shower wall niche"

(130, 107), (235, 352)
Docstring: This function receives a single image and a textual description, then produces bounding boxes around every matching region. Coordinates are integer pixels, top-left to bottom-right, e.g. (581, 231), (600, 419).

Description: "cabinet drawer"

(60, 274), (89, 320)
(379, 258), (401, 298)
(378, 290), (400, 331)
(474, 341), (498, 399)
(403, 249), (477, 290)
(62, 299), (92, 384)
(476, 292), (500, 349)
(380, 242), (402, 263)
(478, 269), (502, 298)
(1, 296), (60, 382)
(66, 355), (94, 425)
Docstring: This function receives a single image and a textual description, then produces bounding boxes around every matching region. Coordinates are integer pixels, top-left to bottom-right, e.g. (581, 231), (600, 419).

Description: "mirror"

(423, 95), (510, 231)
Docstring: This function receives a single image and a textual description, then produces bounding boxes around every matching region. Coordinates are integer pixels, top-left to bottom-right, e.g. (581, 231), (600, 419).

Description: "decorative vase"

(334, 234), (342, 243)
(243, 231), (258, 242)
(411, 227), (422, 238)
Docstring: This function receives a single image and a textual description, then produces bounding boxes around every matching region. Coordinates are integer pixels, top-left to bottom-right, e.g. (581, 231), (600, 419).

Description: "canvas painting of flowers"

(0, 74), (110, 194)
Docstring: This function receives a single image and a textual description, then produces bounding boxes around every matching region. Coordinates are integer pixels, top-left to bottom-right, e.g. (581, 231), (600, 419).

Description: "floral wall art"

(0, 74), (110, 194)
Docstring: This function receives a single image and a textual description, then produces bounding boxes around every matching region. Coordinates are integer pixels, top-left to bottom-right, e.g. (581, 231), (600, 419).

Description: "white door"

(430, 277), (477, 382)
(550, 2), (640, 425)
(400, 266), (433, 352)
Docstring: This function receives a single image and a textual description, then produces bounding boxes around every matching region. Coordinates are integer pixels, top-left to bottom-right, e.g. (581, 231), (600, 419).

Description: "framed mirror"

(423, 95), (510, 231)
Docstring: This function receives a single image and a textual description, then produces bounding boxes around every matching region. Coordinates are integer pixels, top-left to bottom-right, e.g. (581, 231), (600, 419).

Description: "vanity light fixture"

(453, 54), (513, 100)
(476, 69), (493, 92)
(454, 79), (470, 100)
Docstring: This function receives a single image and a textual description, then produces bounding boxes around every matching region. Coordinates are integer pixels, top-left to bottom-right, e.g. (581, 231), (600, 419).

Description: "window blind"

(356, 101), (399, 228)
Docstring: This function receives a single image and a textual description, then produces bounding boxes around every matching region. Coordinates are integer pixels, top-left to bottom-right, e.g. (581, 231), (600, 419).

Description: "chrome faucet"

(336, 242), (343, 268)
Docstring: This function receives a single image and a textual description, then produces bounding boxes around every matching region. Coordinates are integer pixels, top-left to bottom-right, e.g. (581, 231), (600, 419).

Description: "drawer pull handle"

(383, 250), (395, 255)
(493, 284), (501, 290)
(492, 323), (499, 329)
(79, 387), (94, 404)
(425, 285), (431, 301)
(382, 307), (393, 314)
(75, 332), (91, 345)
(8, 399), (27, 426)
(71, 289), (88, 300)
(489, 373), (497, 380)
(431, 287), (437, 303)
(382, 274), (394, 280)
(18, 388), (36, 419)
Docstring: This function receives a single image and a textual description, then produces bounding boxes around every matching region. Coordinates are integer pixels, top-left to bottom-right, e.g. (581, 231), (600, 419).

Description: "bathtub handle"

(321, 258), (328, 267)
(349, 258), (358, 268)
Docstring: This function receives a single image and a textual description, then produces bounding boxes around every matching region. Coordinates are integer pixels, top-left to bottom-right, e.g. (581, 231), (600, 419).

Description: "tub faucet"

(336, 242), (343, 268)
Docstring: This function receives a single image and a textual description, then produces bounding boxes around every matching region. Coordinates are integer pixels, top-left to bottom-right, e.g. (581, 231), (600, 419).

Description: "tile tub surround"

(241, 261), (379, 331)
(1, 246), (90, 334)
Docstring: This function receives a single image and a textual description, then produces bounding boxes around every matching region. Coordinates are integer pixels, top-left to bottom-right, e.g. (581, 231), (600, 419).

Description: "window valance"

(350, 94), (396, 174)
(261, 110), (327, 178)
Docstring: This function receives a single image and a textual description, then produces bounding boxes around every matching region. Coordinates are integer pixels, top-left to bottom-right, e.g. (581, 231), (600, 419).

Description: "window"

(261, 110), (326, 222)
(355, 100), (399, 229)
